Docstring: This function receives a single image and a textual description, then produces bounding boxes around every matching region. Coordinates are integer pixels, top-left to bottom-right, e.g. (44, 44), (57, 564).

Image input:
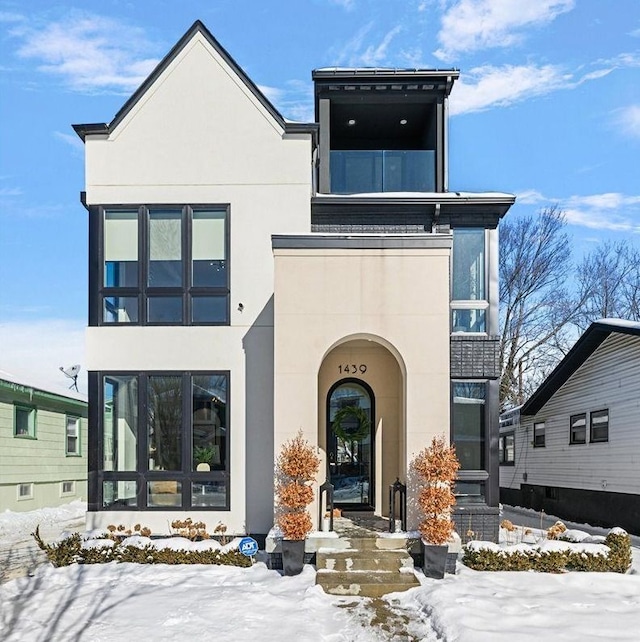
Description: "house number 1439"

(339, 364), (367, 374)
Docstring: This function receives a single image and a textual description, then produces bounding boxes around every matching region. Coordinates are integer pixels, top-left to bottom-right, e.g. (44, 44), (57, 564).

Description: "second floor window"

(533, 421), (545, 447)
(451, 228), (488, 333)
(99, 205), (229, 326)
(570, 413), (586, 444)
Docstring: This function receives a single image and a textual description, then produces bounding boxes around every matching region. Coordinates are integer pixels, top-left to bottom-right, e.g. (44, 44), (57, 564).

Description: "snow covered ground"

(1, 503), (639, 641)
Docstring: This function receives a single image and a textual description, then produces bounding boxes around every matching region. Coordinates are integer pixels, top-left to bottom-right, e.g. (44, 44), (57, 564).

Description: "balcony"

(330, 150), (435, 194)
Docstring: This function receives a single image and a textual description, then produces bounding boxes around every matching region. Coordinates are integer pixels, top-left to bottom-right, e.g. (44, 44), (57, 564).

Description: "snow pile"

(0, 501), (86, 541)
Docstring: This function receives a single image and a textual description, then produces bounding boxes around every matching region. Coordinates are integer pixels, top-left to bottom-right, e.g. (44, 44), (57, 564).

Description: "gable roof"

(72, 20), (317, 141)
(521, 319), (640, 416)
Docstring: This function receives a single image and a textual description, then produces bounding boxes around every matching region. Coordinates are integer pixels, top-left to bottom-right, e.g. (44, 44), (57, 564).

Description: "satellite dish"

(59, 364), (81, 392)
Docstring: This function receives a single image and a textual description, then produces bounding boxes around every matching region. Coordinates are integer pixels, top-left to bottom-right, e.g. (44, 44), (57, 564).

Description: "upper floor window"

(590, 409), (609, 443)
(14, 405), (36, 438)
(533, 421), (545, 447)
(99, 206), (229, 326)
(451, 228), (487, 332)
(569, 413), (586, 445)
(66, 416), (81, 455)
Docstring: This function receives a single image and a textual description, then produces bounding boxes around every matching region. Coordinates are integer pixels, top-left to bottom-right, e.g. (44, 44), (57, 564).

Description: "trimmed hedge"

(33, 527), (252, 569)
(462, 530), (631, 574)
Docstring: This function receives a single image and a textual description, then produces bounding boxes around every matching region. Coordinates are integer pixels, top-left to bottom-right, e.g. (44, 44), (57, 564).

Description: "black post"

(389, 477), (407, 533)
(319, 480), (334, 532)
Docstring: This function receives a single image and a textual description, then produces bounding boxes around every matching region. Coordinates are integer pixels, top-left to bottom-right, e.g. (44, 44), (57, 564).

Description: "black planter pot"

(422, 542), (448, 579)
(281, 539), (306, 576)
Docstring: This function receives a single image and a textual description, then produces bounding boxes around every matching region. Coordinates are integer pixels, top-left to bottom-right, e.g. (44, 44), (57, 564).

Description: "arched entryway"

(326, 379), (375, 510)
(318, 336), (405, 517)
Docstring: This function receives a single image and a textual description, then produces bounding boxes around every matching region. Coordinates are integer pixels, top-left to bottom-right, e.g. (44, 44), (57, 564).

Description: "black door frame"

(326, 377), (375, 511)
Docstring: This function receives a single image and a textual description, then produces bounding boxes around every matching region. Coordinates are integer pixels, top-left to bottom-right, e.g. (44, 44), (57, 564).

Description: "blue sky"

(1, 0), (639, 392)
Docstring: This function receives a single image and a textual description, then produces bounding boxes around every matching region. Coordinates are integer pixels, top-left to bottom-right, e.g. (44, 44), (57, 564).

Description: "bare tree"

(499, 207), (582, 408)
(575, 241), (640, 330)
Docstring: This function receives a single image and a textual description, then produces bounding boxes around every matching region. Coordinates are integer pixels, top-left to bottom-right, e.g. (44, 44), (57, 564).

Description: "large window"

(98, 206), (229, 326)
(14, 405), (36, 438)
(98, 372), (229, 510)
(590, 409), (609, 443)
(451, 382), (486, 470)
(569, 413), (586, 445)
(451, 228), (488, 332)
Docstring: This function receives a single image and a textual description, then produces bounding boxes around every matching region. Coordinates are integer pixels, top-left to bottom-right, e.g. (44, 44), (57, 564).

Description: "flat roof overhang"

(311, 193), (515, 227)
(272, 234), (452, 251)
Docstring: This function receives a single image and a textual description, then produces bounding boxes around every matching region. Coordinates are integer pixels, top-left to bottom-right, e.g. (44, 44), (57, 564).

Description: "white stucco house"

(74, 21), (514, 542)
(500, 319), (640, 534)
(0, 370), (88, 512)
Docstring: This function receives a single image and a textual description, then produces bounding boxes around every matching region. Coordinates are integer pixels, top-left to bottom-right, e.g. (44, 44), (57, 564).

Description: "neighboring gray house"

(0, 371), (88, 512)
(74, 20), (514, 540)
(500, 319), (640, 534)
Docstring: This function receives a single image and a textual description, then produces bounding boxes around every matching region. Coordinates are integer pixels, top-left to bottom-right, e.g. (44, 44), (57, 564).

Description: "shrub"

(32, 525), (251, 568)
(462, 527), (631, 573)
(275, 430), (320, 541)
(412, 436), (460, 545)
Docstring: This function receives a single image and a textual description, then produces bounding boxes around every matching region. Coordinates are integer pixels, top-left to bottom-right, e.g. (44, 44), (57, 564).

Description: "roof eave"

(521, 320), (640, 416)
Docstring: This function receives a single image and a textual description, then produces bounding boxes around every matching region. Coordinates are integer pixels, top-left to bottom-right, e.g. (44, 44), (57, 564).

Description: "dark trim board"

(500, 484), (640, 535)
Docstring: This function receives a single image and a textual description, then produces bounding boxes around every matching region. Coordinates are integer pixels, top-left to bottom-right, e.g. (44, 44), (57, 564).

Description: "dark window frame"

(569, 413), (587, 445)
(94, 370), (231, 511)
(95, 204), (230, 327)
(499, 432), (515, 465)
(14, 405), (37, 439)
(590, 409), (609, 443)
(533, 421), (545, 447)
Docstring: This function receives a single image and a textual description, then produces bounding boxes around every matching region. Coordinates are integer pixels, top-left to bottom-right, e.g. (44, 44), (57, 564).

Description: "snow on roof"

(0, 368), (87, 403)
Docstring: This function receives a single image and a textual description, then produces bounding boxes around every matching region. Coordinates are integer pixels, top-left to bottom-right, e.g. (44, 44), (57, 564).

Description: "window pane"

(591, 410), (609, 442)
(534, 422), (545, 447)
(192, 295), (228, 323)
(15, 407), (35, 437)
(103, 296), (139, 323)
(506, 434), (514, 462)
(191, 481), (227, 508)
(148, 481), (182, 507)
(104, 210), (138, 287)
(452, 229), (485, 300)
(104, 376), (138, 471)
(149, 209), (182, 287)
(148, 296), (183, 323)
(192, 210), (227, 287)
(66, 416), (79, 455)
(570, 414), (586, 444)
(454, 482), (485, 504)
(192, 375), (227, 471)
(103, 480), (137, 508)
(452, 382), (485, 470)
(452, 309), (486, 332)
(148, 376), (182, 471)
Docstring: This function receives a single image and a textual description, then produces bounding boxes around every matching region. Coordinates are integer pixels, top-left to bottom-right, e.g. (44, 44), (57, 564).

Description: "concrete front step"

(316, 569), (420, 598)
(316, 549), (414, 573)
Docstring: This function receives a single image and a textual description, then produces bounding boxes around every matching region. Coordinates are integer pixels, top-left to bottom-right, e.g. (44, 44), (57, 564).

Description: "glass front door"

(327, 380), (374, 509)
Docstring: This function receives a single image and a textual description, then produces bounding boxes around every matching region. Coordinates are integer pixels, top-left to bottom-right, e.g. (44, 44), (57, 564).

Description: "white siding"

(504, 333), (640, 494)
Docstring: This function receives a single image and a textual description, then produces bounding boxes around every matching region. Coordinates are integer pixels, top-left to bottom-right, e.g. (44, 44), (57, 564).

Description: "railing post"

(319, 480), (334, 532)
(388, 477), (407, 533)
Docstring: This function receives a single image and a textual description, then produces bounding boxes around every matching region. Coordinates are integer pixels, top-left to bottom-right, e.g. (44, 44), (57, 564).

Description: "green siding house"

(0, 371), (88, 512)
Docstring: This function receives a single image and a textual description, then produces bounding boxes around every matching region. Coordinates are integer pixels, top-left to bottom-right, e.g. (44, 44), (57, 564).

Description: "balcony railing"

(330, 150), (435, 194)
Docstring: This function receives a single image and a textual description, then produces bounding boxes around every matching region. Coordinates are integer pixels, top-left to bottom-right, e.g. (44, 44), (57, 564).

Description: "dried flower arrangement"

(412, 435), (460, 545)
(276, 430), (320, 541)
